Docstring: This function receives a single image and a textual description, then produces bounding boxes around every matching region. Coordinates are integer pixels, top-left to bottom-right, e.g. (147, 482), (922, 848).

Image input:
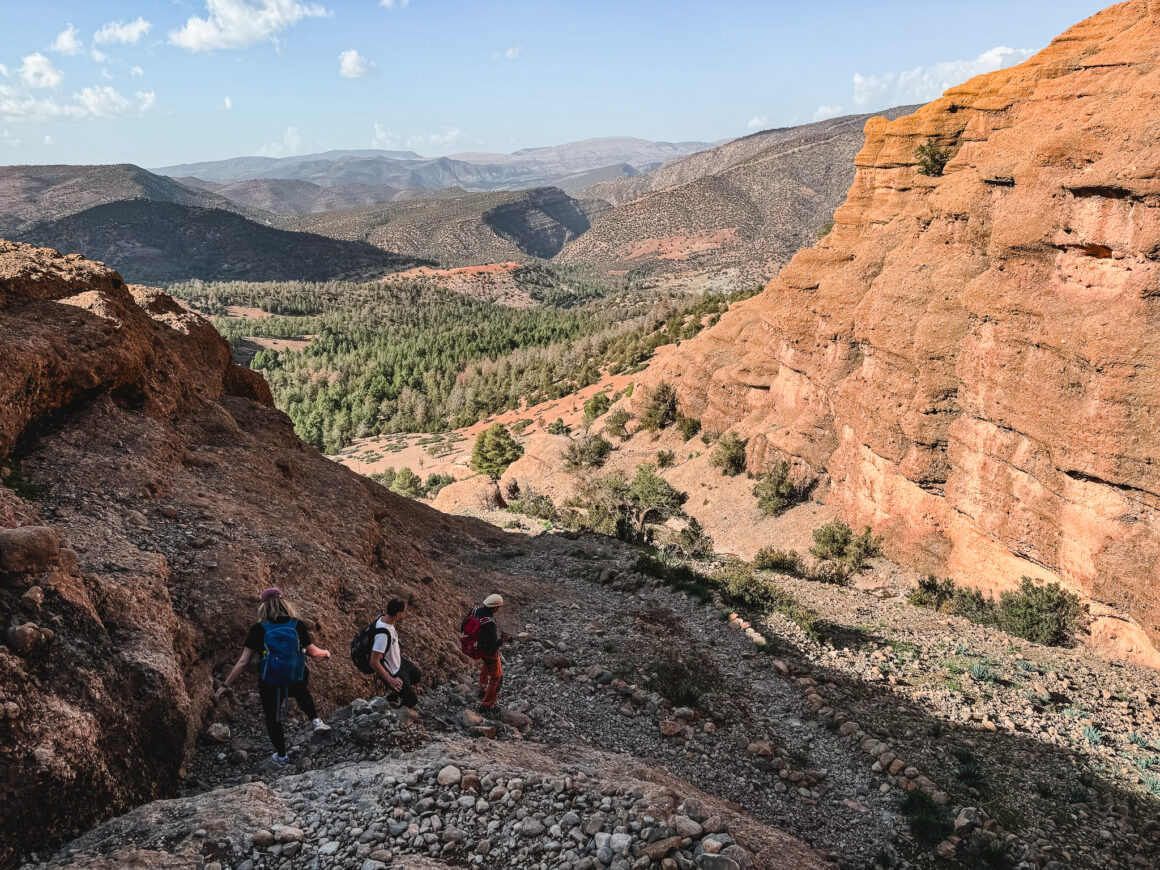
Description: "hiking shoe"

(311, 718), (331, 733)
(475, 688), (485, 700)
(479, 706), (500, 720)
(271, 753), (289, 766)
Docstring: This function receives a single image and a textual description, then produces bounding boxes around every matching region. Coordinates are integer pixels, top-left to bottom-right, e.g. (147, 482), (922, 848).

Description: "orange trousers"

(478, 654), (502, 709)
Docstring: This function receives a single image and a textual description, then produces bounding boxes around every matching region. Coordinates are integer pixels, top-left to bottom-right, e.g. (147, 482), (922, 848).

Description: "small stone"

(252, 829), (275, 847)
(275, 826), (303, 843)
(437, 764), (462, 786)
(21, 586), (44, 609)
(6, 623), (43, 656)
(206, 723), (230, 743)
(673, 815), (703, 839)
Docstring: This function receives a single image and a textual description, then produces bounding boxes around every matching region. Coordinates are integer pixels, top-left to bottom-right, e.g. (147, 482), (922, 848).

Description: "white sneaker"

(312, 718), (331, 733)
(271, 753), (289, 765)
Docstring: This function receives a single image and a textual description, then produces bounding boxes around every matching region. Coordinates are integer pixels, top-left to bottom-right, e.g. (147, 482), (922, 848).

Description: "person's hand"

(501, 632), (511, 643)
(389, 676), (403, 692)
(214, 685), (228, 700)
(317, 649), (331, 660)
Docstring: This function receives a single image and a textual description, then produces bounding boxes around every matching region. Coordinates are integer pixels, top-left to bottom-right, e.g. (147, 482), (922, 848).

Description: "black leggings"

(379, 658), (423, 708)
(258, 673), (317, 756)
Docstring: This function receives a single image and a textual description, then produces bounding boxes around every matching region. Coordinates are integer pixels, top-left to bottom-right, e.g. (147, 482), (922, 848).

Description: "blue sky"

(0, 0), (1108, 166)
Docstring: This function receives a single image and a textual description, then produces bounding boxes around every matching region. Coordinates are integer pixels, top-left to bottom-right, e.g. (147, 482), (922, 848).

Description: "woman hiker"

(215, 587), (332, 765)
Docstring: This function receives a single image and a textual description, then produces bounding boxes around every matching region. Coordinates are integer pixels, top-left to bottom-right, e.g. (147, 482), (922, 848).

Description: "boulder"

(0, 526), (59, 574)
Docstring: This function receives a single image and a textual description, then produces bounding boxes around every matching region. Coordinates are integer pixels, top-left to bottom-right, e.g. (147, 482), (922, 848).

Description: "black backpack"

(350, 616), (392, 674)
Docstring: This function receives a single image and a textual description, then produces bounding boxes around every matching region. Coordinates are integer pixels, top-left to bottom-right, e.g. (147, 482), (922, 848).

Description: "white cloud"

(812, 104), (844, 122)
(44, 134), (53, 145)
(380, 0), (409, 7)
(257, 125), (304, 157)
(223, 96), (233, 110)
(19, 54), (63, 89)
(338, 49), (374, 78)
(130, 66), (144, 77)
(0, 64), (7, 78)
(746, 115), (767, 131)
(850, 46), (1034, 110)
(0, 83), (157, 120)
(91, 49), (108, 63)
(492, 45), (521, 61)
(94, 18), (152, 46)
(51, 25), (84, 55)
(371, 123), (467, 153)
(1, 129), (20, 147)
(170, 0), (330, 52)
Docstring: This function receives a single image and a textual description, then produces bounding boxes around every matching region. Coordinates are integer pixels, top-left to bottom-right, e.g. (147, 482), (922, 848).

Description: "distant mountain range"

(557, 107), (920, 282)
(152, 137), (716, 194)
(0, 114), (918, 284)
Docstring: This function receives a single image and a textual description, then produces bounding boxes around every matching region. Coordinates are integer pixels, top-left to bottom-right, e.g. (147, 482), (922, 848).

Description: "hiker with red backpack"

(461, 593), (510, 714)
(350, 598), (423, 709)
(215, 588), (332, 765)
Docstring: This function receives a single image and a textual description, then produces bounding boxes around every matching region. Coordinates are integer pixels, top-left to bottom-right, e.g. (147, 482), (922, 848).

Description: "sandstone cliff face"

(0, 241), (502, 866)
(639, 1), (1160, 658)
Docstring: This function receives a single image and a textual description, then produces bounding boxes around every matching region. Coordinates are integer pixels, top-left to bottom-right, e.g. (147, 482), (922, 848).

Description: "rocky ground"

(25, 525), (1160, 870)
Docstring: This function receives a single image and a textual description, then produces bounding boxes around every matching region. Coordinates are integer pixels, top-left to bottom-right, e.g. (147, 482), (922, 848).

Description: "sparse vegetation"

(753, 547), (804, 575)
(709, 432), (747, 476)
(656, 449), (676, 469)
(423, 473), (454, 498)
(752, 460), (804, 517)
(583, 391), (612, 426)
(898, 790), (952, 847)
(604, 408), (633, 440)
(564, 434), (613, 470)
(915, 139), (951, 177)
(564, 463), (687, 542)
(546, 418), (570, 435)
(809, 520), (882, 575)
(390, 467), (425, 499)
(676, 413), (701, 441)
(909, 575), (1083, 646)
(639, 381), (679, 432)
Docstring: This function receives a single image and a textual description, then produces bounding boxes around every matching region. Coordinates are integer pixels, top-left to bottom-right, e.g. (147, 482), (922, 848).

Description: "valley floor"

(27, 527), (1160, 870)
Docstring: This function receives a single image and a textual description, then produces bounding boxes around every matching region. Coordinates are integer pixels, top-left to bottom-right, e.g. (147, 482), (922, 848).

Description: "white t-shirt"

(371, 618), (401, 676)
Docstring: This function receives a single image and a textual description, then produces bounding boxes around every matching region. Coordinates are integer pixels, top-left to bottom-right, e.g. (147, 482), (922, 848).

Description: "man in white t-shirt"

(370, 598), (423, 709)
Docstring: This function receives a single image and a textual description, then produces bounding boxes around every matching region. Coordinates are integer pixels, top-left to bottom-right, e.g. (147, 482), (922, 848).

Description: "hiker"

(215, 588), (331, 765)
(351, 598), (423, 708)
(461, 593), (511, 713)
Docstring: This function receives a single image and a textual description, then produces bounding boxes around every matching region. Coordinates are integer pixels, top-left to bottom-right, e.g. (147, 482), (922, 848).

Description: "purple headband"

(260, 587), (282, 602)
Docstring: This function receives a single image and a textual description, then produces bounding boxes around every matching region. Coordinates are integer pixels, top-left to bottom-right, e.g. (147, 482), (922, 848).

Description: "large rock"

(638, 0), (1160, 663)
(0, 241), (504, 866)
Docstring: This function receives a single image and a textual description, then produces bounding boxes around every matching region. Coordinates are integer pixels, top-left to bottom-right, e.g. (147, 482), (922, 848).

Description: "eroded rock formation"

(0, 241), (503, 866)
(639, 0), (1160, 658)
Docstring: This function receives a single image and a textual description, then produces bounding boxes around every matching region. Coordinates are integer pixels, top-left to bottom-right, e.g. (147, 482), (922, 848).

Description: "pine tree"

(470, 423), (524, 480)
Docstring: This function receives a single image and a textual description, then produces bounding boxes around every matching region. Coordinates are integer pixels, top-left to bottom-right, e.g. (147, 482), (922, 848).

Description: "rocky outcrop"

(638, 1), (1160, 659)
(0, 241), (504, 866)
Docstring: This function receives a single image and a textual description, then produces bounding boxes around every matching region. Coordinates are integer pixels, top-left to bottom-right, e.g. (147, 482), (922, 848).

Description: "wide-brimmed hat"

(483, 593), (504, 608)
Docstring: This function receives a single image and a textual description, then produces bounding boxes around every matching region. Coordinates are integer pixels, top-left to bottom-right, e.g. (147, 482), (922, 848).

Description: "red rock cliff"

(641, 1), (1160, 659)
(0, 241), (504, 866)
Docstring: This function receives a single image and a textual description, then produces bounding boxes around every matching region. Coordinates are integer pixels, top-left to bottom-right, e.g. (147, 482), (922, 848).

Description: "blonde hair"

(258, 595), (297, 622)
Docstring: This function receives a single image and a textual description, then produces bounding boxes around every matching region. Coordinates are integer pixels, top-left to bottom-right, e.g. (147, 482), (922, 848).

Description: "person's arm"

(305, 643), (330, 659)
(215, 648), (255, 698)
(371, 650), (403, 691)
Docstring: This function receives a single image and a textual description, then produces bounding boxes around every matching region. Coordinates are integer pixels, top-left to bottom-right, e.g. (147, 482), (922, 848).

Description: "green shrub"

(673, 517), (714, 559)
(898, 790), (951, 847)
(753, 547), (804, 575)
(423, 473), (454, 498)
(998, 578), (1083, 646)
(909, 575), (956, 610)
(509, 488), (557, 521)
(809, 521), (881, 574)
(676, 414), (701, 441)
(656, 449), (676, 469)
(710, 432), (747, 476)
(510, 418), (533, 435)
(640, 381), (678, 432)
(948, 587), (1000, 627)
(815, 219), (834, 239)
(604, 408), (633, 440)
(915, 140), (951, 177)
(565, 434), (613, 470)
(547, 418), (570, 435)
(647, 656), (712, 707)
(391, 467), (424, 499)
(968, 662), (996, 683)
(2, 462), (47, 501)
(583, 391), (612, 425)
(1083, 725), (1104, 746)
(470, 423), (524, 480)
(752, 461), (802, 517)
(369, 467), (396, 489)
(623, 382), (634, 398)
(806, 559), (851, 585)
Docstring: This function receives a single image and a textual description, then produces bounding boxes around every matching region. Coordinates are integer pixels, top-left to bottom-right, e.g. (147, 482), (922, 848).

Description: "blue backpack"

(261, 619), (306, 686)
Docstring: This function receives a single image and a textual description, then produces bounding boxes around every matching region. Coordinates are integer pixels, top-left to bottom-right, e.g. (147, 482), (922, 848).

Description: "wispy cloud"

(257, 125), (304, 157)
(19, 54), (63, 90)
(371, 123), (467, 153)
(812, 105), (844, 122)
(380, 0), (410, 8)
(1, 129), (21, 147)
(171, 0), (330, 52)
(94, 18), (152, 46)
(50, 25), (84, 56)
(493, 45), (521, 61)
(851, 46), (1033, 113)
(338, 49), (374, 78)
(223, 96), (233, 110)
(0, 84), (157, 120)
(746, 115), (767, 131)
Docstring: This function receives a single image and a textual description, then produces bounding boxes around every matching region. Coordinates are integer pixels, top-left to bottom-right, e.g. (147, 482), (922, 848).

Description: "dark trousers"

(379, 658), (423, 708)
(258, 672), (317, 756)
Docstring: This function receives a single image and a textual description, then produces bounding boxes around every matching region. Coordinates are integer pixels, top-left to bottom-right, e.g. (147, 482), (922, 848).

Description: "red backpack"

(460, 607), (494, 659)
